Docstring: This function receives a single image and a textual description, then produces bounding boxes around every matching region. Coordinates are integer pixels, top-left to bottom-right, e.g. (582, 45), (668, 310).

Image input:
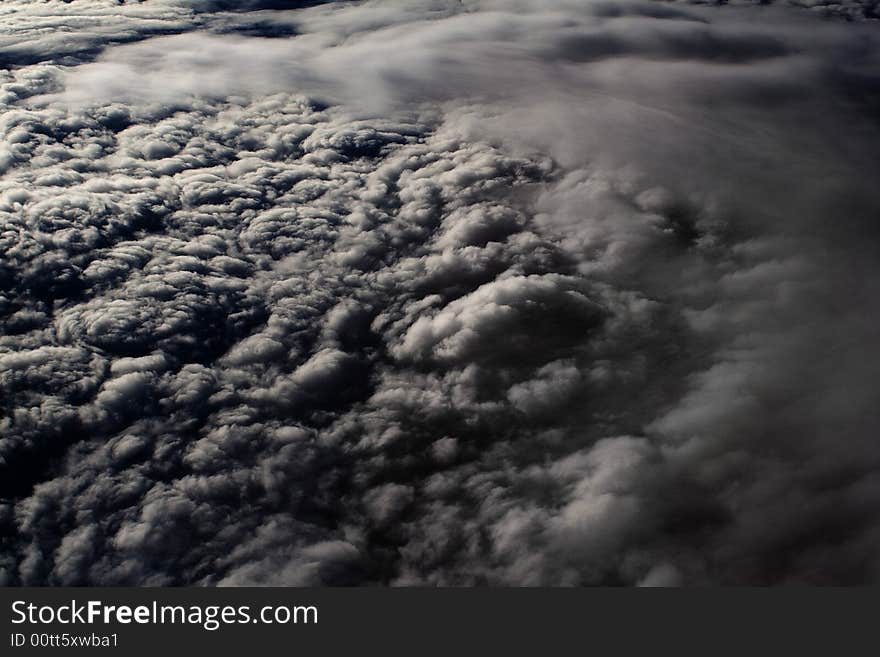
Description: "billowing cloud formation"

(1, 0), (880, 586)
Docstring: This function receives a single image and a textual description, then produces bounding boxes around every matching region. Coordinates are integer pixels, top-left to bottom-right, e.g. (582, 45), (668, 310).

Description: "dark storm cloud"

(2, 0), (880, 586)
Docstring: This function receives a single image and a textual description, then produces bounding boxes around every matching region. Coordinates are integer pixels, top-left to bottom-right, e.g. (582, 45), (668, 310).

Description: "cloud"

(1, 0), (879, 587)
(0, 0), (198, 68)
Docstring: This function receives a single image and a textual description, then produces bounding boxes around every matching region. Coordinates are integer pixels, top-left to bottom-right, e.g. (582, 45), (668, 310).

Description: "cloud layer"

(2, 0), (880, 585)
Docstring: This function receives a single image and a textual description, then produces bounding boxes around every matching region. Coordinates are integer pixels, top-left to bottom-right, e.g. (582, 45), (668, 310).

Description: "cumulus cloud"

(1, 0), (879, 586)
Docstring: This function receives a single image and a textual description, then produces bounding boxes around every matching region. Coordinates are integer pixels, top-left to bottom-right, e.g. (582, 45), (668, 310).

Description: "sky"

(1, 0), (879, 586)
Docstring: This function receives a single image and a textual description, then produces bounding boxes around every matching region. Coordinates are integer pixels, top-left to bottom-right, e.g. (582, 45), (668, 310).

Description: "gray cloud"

(1, 0), (879, 586)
